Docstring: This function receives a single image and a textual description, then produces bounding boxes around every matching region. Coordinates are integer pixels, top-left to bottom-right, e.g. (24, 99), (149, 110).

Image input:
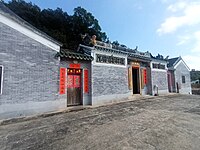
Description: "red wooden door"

(67, 69), (82, 106)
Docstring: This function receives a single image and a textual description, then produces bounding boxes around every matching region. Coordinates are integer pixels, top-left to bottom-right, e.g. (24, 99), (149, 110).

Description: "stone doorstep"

(0, 93), (178, 126)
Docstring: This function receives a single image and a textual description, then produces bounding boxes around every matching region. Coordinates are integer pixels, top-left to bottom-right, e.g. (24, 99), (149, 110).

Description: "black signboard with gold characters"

(96, 54), (125, 65)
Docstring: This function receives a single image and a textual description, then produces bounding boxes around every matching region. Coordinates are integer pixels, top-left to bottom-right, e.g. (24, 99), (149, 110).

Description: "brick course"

(92, 65), (129, 96)
(0, 22), (62, 119)
(151, 70), (168, 94)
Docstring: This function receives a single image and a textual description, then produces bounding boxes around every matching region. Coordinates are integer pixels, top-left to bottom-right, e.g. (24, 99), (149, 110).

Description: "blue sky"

(6, 0), (200, 70)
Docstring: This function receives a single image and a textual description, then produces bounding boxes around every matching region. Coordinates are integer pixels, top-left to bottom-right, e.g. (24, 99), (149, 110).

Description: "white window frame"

(0, 65), (3, 95)
(182, 75), (186, 84)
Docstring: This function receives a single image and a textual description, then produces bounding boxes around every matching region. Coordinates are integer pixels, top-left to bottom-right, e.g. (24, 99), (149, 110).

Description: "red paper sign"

(69, 64), (81, 68)
(59, 68), (66, 94)
(144, 69), (147, 84)
(67, 75), (73, 88)
(84, 70), (89, 93)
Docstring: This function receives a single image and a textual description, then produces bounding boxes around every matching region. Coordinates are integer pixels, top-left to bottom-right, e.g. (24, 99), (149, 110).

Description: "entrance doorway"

(67, 68), (82, 106)
(132, 68), (140, 94)
(167, 73), (172, 92)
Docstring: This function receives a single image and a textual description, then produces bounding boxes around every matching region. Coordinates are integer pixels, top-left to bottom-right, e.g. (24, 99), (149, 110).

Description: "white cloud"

(156, 0), (200, 70)
(176, 35), (191, 45)
(157, 1), (200, 35)
(182, 30), (200, 70)
(183, 54), (200, 70)
(180, 30), (200, 70)
(167, 1), (187, 12)
(157, 16), (187, 34)
(192, 31), (200, 52)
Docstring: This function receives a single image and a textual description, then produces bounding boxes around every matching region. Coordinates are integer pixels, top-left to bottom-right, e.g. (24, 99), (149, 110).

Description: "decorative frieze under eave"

(94, 45), (128, 55)
(128, 55), (151, 63)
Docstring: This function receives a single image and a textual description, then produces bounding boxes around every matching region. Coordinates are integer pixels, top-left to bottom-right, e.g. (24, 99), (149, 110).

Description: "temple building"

(0, 2), (192, 119)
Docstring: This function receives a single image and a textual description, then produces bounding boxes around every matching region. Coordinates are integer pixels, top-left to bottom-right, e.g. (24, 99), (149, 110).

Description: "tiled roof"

(58, 50), (94, 61)
(94, 45), (128, 55)
(150, 53), (168, 62)
(94, 45), (151, 60)
(128, 53), (151, 61)
(168, 57), (179, 67)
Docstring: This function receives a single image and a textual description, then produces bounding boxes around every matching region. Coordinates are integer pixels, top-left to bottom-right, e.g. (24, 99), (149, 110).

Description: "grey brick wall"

(92, 65), (129, 96)
(174, 62), (191, 94)
(92, 65), (130, 104)
(151, 70), (168, 94)
(0, 22), (62, 119)
(146, 67), (152, 95)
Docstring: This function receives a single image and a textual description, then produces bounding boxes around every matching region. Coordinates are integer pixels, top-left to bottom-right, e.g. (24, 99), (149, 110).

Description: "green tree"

(4, 0), (107, 50)
(70, 7), (107, 49)
(190, 71), (200, 81)
(5, 0), (41, 27)
(112, 40), (120, 46)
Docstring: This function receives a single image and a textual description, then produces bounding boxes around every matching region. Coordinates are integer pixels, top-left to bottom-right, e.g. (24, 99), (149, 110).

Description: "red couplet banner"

(59, 68), (66, 94)
(84, 69), (89, 93)
(144, 69), (147, 84)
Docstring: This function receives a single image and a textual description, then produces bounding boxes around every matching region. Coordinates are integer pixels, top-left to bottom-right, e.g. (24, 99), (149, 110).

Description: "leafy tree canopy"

(3, 0), (108, 50)
(190, 71), (200, 81)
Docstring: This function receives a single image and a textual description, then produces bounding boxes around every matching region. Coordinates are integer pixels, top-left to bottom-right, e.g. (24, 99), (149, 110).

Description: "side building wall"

(91, 49), (130, 105)
(92, 65), (130, 105)
(151, 60), (168, 95)
(146, 67), (152, 95)
(151, 71), (168, 95)
(0, 22), (62, 119)
(174, 61), (191, 94)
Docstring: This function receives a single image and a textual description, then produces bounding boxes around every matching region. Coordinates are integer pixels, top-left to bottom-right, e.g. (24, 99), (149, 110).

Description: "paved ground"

(0, 94), (200, 150)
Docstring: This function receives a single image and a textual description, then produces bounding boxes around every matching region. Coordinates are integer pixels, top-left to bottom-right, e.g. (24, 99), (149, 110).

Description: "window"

(0, 65), (3, 94)
(153, 63), (158, 69)
(182, 76), (186, 83)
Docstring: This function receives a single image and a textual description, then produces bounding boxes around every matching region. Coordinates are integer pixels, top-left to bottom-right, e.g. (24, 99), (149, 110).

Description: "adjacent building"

(168, 56), (192, 94)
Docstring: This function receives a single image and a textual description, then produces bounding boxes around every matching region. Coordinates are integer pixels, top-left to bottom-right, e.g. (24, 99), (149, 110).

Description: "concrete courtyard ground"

(0, 94), (200, 150)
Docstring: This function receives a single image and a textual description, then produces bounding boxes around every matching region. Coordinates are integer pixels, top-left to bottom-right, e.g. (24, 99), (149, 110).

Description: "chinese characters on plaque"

(84, 70), (89, 93)
(59, 68), (66, 94)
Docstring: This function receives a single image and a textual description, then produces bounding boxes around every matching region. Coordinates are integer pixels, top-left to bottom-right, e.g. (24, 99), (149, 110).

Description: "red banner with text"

(59, 68), (66, 94)
(84, 69), (89, 93)
(143, 69), (147, 84)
